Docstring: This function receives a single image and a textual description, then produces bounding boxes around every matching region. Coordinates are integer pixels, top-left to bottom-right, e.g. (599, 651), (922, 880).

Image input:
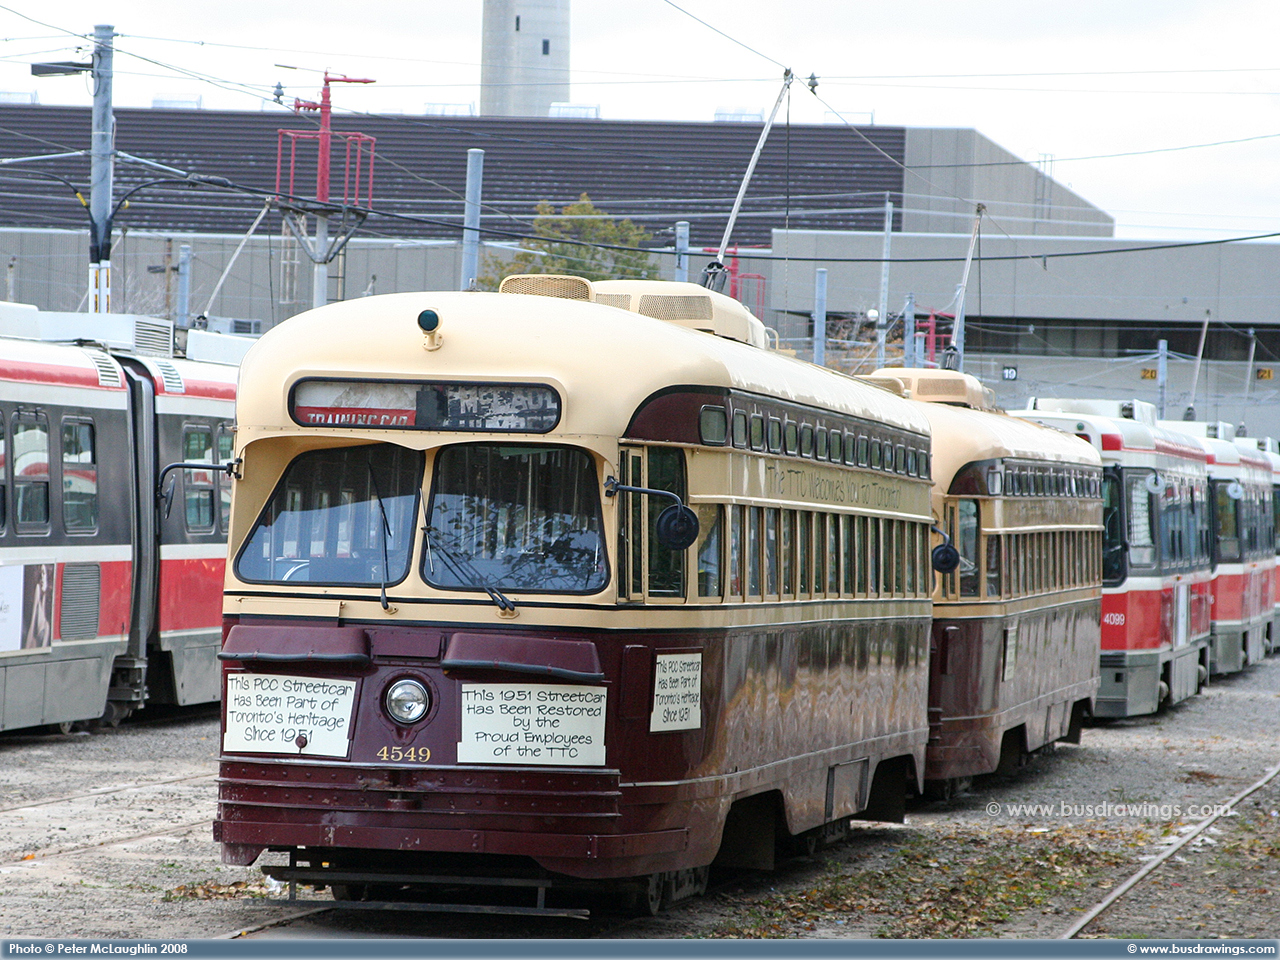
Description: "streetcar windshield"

(423, 444), (607, 594)
(235, 443), (422, 585)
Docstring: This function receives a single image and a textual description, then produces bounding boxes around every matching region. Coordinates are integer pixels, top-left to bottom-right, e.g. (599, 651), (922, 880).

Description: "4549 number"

(376, 745), (431, 762)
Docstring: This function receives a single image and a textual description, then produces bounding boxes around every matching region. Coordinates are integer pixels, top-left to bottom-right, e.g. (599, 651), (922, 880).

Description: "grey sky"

(2, 0), (1277, 241)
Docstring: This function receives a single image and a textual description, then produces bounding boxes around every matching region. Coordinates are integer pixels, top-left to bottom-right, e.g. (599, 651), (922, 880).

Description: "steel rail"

(1058, 760), (1280, 939)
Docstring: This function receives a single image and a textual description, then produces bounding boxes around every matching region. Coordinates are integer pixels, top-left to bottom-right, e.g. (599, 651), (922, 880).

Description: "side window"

(987, 533), (1002, 597)
(1214, 480), (1240, 564)
(183, 426), (216, 532)
(61, 418), (98, 532)
(696, 504), (722, 599)
(958, 499), (980, 597)
(1125, 471), (1158, 569)
(646, 446), (686, 598)
(13, 413), (50, 530)
(767, 418), (782, 454)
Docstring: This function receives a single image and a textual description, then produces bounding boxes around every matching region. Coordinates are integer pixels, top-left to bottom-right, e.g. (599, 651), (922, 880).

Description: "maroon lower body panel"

(215, 613), (931, 881)
(926, 598), (1100, 783)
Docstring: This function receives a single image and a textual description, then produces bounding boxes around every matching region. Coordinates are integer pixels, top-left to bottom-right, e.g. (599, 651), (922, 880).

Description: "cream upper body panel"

(236, 291), (931, 444)
(922, 401), (1103, 497)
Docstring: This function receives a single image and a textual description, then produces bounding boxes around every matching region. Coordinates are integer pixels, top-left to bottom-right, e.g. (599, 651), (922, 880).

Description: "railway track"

(1059, 760), (1280, 939)
(10, 819), (212, 864)
(0, 773), (216, 818)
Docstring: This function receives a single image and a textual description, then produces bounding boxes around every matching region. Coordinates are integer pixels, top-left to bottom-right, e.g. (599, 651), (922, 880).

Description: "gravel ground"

(0, 658), (1276, 941)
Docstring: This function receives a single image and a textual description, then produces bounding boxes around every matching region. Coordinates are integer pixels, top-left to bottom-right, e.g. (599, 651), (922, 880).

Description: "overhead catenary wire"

(3, 8), (1278, 291)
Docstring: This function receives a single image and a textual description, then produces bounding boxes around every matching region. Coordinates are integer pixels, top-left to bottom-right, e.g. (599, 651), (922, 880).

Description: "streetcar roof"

(0, 336), (125, 391)
(1009, 407), (1208, 463)
(235, 290), (931, 440)
(917, 400), (1101, 493)
(1159, 421), (1272, 474)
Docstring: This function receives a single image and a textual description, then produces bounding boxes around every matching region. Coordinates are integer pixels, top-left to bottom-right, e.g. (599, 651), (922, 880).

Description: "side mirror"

(931, 543), (961, 574)
(655, 504), (699, 551)
(605, 476), (700, 552)
(161, 478), (177, 520)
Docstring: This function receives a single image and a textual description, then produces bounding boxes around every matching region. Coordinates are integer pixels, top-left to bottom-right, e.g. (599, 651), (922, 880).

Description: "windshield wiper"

(367, 463), (393, 611)
(420, 501), (516, 612)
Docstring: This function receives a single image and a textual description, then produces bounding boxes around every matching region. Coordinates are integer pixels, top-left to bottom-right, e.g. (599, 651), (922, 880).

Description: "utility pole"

(460, 148), (484, 290)
(1157, 339), (1168, 419)
(89, 23), (114, 314)
(875, 196), (892, 368)
(175, 244), (191, 328)
(903, 293), (916, 368)
(30, 27), (113, 315)
(813, 268), (828, 367)
(278, 73), (375, 311)
(673, 221), (690, 283)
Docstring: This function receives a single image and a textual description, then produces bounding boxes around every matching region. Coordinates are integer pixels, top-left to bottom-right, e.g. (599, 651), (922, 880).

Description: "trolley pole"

(813, 268), (828, 367)
(89, 23), (114, 314)
(1240, 327), (1257, 435)
(875, 197), (892, 368)
(674, 221), (690, 283)
(951, 204), (985, 373)
(460, 148), (484, 290)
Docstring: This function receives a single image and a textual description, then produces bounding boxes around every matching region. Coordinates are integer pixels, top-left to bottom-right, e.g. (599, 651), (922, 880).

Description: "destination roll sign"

(290, 378), (561, 432)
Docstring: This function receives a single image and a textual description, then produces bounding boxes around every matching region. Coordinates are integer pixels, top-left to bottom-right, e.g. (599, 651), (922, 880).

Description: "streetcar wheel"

(329, 883), (369, 902)
(45, 721), (74, 736)
(629, 873), (666, 916)
(923, 778), (955, 801)
(782, 829), (819, 858)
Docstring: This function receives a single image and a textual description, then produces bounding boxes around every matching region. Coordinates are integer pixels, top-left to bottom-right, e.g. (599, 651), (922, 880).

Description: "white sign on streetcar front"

(650, 653), (702, 732)
(223, 673), (357, 758)
(457, 683), (606, 766)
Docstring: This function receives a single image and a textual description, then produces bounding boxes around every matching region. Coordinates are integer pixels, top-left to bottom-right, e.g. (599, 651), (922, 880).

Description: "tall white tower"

(481, 0), (570, 117)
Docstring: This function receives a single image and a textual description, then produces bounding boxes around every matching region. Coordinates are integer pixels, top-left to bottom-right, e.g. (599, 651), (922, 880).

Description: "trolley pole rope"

(1058, 760), (1280, 939)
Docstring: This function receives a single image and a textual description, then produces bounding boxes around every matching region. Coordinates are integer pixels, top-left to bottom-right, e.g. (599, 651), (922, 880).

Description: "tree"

(478, 193), (658, 289)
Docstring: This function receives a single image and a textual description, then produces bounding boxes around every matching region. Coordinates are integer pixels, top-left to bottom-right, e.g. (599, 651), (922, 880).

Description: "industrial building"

(0, 101), (1277, 432)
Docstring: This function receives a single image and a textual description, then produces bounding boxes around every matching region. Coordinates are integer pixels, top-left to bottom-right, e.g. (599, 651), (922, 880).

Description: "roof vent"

(594, 293), (632, 310)
(87, 353), (121, 388)
(499, 274), (593, 301)
(133, 319), (174, 357)
(152, 359), (186, 393)
(915, 378), (968, 398)
(636, 294), (714, 325)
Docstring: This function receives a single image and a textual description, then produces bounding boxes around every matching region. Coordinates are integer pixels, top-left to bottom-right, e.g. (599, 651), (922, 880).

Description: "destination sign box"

(290, 378), (560, 432)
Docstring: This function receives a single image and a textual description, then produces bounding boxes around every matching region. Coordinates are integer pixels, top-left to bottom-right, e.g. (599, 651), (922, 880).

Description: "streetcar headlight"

(384, 679), (430, 724)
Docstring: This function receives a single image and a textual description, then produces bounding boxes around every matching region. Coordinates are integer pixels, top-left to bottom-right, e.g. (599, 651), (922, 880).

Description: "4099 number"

(376, 745), (431, 762)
